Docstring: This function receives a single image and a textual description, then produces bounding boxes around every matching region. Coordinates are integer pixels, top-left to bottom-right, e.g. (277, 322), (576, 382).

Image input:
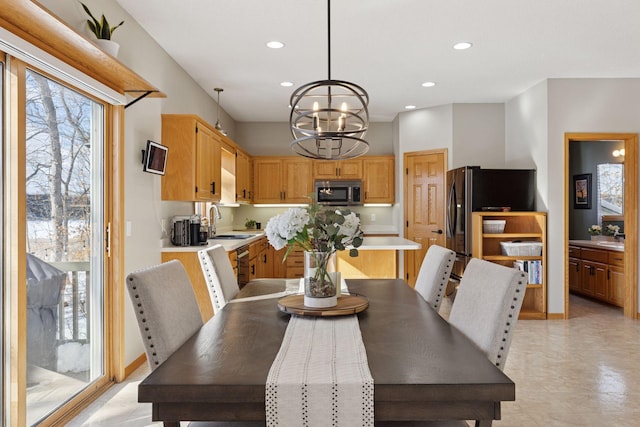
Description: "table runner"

(265, 284), (374, 427)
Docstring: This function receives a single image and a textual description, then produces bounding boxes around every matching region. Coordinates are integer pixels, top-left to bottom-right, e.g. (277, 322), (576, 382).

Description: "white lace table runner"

(265, 284), (374, 427)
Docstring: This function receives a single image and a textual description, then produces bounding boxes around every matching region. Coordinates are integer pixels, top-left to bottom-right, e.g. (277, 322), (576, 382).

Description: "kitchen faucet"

(209, 204), (222, 238)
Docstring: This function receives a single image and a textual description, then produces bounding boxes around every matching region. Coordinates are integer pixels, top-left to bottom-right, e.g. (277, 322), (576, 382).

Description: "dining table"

(137, 278), (515, 426)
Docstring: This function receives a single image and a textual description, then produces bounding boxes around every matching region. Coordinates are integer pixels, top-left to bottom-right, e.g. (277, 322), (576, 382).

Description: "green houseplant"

(81, 2), (124, 40)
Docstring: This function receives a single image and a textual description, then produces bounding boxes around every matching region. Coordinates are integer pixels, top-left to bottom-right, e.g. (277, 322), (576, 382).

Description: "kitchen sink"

(211, 234), (253, 240)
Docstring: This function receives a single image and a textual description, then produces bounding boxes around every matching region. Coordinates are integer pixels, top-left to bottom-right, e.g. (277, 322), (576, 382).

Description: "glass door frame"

(4, 54), (124, 426)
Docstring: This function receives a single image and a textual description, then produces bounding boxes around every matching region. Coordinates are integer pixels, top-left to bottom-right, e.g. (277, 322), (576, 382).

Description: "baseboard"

(124, 353), (147, 379)
(546, 313), (565, 320)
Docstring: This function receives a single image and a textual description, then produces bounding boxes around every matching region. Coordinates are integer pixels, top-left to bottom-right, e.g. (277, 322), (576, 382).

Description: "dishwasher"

(236, 244), (250, 288)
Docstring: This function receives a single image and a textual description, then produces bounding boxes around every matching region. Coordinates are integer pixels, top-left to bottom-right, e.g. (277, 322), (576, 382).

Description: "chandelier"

(214, 87), (227, 136)
(289, 0), (370, 160)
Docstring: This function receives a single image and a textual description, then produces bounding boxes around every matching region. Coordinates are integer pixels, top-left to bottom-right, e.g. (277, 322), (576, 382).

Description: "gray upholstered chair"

(448, 257), (527, 370)
(414, 244), (456, 311)
(198, 244), (240, 313)
(126, 260), (203, 371)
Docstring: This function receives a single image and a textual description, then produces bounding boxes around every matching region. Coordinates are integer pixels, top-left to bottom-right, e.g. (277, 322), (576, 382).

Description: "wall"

(569, 140), (624, 239)
(452, 103), (505, 168)
(507, 78), (640, 314)
(235, 121), (394, 156)
(39, 0), (238, 365)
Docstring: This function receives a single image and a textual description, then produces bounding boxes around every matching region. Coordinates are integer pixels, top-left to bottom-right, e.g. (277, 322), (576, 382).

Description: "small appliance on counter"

(171, 215), (208, 246)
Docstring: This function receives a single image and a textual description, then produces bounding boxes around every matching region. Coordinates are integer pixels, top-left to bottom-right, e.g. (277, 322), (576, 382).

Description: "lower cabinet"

(336, 250), (398, 279)
(568, 245), (624, 307)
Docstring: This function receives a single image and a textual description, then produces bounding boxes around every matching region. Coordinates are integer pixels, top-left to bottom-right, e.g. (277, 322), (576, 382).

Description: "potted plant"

(80, 2), (124, 57)
(244, 219), (257, 230)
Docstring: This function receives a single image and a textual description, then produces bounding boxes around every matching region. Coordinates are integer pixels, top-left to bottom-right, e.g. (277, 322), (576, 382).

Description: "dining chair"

(414, 244), (456, 311)
(126, 260), (203, 371)
(198, 244), (240, 313)
(448, 257), (527, 370)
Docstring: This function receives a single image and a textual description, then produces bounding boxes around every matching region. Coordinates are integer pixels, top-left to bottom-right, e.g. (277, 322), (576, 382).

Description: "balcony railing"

(50, 261), (90, 344)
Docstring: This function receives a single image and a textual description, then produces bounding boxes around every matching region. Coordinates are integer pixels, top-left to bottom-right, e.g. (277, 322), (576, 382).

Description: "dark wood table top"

(138, 279), (515, 425)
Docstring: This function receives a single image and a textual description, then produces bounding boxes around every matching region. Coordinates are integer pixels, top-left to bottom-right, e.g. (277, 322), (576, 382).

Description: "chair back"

(448, 258), (526, 370)
(414, 244), (456, 310)
(198, 244), (239, 313)
(126, 260), (203, 371)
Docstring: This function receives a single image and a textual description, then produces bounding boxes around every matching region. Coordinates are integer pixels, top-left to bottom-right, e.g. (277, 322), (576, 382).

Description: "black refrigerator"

(445, 166), (536, 281)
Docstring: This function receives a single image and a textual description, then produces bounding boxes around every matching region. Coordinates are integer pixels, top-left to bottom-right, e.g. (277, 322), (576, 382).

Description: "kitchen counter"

(569, 239), (624, 252)
(161, 234), (421, 253)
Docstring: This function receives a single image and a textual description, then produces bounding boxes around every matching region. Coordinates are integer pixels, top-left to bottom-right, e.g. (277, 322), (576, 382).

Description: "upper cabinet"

(161, 114), (222, 202)
(236, 148), (252, 203)
(363, 156), (395, 203)
(313, 159), (363, 180)
(253, 157), (313, 204)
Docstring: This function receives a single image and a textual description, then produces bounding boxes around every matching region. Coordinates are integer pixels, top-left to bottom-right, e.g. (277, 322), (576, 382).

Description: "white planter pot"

(95, 39), (120, 57)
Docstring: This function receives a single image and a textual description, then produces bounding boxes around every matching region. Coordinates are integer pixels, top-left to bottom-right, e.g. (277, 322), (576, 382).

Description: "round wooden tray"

(277, 293), (369, 317)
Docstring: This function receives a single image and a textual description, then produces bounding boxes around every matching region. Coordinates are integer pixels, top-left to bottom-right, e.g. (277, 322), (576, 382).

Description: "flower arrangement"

(605, 224), (620, 236)
(265, 203), (363, 300)
(587, 225), (602, 236)
(265, 203), (363, 258)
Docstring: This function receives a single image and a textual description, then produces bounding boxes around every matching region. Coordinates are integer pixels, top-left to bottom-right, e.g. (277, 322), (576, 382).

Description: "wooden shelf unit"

(472, 212), (547, 320)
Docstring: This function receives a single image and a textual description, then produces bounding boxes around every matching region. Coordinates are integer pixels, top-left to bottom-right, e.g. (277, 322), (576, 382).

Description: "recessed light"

(266, 41), (285, 49)
(421, 81), (436, 88)
(453, 41), (472, 50)
(280, 81), (294, 87)
(405, 105), (417, 110)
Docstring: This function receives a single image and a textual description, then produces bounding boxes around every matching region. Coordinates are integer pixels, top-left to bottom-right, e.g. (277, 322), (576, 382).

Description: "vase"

(95, 39), (120, 57)
(591, 235), (614, 242)
(303, 251), (340, 308)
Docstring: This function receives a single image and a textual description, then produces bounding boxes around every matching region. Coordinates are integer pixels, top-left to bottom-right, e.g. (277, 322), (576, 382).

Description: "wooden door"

(236, 149), (251, 202)
(404, 150), (446, 286)
(284, 158), (312, 202)
(608, 265), (625, 307)
(253, 158), (283, 203)
(568, 257), (581, 292)
(195, 124), (221, 201)
(363, 156), (395, 203)
(313, 160), (339, 179)
(338, 160), (362, 179)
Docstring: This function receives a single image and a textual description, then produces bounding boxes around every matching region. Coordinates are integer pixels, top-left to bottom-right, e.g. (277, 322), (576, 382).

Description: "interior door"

(404, 150), (446, 286)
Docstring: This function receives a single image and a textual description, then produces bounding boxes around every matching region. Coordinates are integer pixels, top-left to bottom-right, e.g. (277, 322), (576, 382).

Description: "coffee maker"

(171, 216), (191, 246)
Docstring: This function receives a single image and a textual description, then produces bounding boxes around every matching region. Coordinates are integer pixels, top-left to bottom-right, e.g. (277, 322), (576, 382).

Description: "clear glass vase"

(303, 251), (339, 308)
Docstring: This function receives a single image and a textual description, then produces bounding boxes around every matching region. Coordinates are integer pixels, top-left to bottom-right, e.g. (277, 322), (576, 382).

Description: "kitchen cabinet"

(161, 251), (214, 321)
(236, 148), (252, 203)
(161, 115), (222, 202)
(472, 212), (547, 319)
(313, 159), (362, 180)
(363, 156), (395, 203)
(569, 243), (624, 307)
(252, 157), (312, 203)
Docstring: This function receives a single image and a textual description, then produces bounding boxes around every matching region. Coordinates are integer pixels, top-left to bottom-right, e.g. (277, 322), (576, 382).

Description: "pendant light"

(289, 0), (370, 160)
(214, 87), (227, 136)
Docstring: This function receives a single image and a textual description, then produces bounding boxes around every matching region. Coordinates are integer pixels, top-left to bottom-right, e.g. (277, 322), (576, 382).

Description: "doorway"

(565, 133), (638, 319)
(403, 149), (447, 286)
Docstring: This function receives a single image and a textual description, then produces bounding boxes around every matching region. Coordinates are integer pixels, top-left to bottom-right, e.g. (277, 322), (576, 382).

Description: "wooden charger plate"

(277, 293), (369, 317)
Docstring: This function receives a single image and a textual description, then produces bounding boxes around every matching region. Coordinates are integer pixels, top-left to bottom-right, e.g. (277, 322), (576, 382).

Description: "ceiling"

(116, 0), (640, 123)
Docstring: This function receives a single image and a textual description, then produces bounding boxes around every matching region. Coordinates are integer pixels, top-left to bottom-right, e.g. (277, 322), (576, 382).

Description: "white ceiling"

(116, 0), (640, 123)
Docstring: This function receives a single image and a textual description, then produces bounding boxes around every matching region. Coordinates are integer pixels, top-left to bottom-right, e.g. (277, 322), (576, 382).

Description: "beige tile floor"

(68, 294), (640, 426)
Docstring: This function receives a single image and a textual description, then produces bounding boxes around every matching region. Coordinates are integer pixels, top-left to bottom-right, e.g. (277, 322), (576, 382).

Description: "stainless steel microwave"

(314, 180), (362, 205)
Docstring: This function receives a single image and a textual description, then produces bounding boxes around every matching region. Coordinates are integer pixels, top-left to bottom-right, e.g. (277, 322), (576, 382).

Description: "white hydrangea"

(339, 212), (361, 243)
(265, 213), (287, 250)
(277, 208), (309, 240)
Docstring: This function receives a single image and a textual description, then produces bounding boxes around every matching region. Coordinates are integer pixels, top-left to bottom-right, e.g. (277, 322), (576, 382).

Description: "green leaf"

(349, 248), (359, 257)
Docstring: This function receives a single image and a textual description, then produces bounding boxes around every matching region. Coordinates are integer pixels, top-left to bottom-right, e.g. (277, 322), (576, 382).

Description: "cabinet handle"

(243, 189), (246, 198)
(251, 264), (255, 275)
(607, 269), (611, 280)
(263, 254), (267, 263)
(575, 262), (580, 272)
(211, 181), (216, 194)
(283, 191), (286, 200)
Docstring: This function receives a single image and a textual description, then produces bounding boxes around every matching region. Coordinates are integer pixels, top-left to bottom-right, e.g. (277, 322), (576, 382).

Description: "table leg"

(475, 420), (493, 427)
(163, 422), (179, 427)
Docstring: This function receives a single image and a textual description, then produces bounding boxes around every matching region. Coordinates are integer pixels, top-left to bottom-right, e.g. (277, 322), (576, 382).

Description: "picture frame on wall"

(573, 173), (592, 209)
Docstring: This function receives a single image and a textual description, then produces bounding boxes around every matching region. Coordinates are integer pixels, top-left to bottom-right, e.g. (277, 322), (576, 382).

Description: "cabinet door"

(283, 158), (312, 202)
(195, 124), (221, 201)
(338, 159), (363, 179)
(313, 161), (340, 179)
(236, 149), (251, 202)
(363, 156), (395, 203)
(608, 265), (625, 307)
(253, 158), (283, 203)
(581, 260), (606, 298)
(568, 257), (581, 292)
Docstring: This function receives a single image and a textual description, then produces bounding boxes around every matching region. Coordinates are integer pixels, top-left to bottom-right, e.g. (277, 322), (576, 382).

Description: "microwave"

(314, 180), (362, 206)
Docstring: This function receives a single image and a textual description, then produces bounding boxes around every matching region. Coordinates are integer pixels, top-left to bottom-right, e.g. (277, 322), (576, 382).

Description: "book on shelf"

(513, 259), (542, 284)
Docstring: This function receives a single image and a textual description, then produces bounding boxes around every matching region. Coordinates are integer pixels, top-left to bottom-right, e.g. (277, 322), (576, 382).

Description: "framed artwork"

(573, 173), (592, 209)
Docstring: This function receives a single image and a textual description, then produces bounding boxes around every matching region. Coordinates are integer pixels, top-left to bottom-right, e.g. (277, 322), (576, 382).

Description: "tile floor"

(67, 294), (640, 426)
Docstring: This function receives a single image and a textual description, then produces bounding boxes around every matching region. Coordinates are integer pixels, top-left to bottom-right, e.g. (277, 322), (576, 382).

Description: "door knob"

(432, 229), (443, 234)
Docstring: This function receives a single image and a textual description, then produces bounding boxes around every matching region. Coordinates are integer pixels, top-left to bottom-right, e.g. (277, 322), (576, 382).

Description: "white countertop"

(161, 234), (420, 253)
(569, 239), (624, 252)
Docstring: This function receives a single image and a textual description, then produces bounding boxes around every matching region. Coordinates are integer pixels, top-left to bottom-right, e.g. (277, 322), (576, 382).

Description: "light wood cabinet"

(337, 250), (398, 278)
(236, 148), (252, 203)
(313, 159), (362, 180)
(161, 115), (221, 202)
(569, 244), (624, 307)
(363, 156), (395, 203)
(161, 252), (214, 322)
(253, 157), (312, 203)
(472, 212), (547, 319)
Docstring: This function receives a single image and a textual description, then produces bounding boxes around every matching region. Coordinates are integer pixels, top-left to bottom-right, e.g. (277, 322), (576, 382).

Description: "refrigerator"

(445, 166), (536, 281)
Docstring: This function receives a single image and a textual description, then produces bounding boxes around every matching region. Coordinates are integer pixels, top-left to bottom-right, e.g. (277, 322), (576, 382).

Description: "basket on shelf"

(500, 241), (542, 256)
(482, 220), (506, 234)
